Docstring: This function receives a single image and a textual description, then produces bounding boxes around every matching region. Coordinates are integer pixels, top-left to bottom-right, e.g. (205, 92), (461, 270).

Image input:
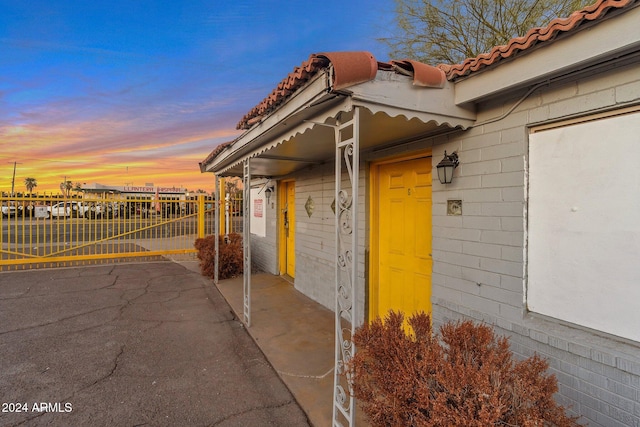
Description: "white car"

(84, 203), (114, 219)
(47, 201), (89, 218)
(1, 202), (17, 218)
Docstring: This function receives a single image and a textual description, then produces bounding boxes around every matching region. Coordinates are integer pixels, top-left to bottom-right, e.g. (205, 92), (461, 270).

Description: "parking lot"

(0, 261), (309, 426)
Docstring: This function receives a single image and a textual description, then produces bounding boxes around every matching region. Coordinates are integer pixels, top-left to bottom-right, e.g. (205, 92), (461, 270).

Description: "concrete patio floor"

(213, 271), (369, 427)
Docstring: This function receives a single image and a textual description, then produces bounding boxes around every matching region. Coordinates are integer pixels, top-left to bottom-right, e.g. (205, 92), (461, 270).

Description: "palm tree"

(73, 182), (84, 195)
(60, 180), (73, 197)
(24, 177), (37, 194)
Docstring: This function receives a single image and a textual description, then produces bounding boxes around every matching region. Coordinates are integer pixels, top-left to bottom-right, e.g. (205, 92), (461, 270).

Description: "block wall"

(243, 62), (640, 427)
(290, 161), (367, 324)
(249, 186), (278, 275)
(431, 63), (640, 426)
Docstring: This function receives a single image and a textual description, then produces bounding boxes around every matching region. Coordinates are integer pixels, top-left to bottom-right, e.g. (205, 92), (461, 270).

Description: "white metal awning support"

(243, 159), (252, 327)
(200, 68), (476, 179)
(332, 107), (360, 427)
(214, 175), (220, 285)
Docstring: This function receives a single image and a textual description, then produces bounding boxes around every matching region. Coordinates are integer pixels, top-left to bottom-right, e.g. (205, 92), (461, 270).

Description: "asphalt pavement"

(0, 261), (310, 426)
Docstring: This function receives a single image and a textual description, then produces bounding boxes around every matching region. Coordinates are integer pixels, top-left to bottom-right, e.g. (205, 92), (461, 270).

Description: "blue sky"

(0, 0), (393, 192)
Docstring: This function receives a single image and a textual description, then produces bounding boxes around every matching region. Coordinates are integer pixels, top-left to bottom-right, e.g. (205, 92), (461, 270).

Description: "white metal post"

(243, 159), (251, 327)
(214, 175), (220, 284)
(332, 107), (359, 427)
(225, 194), (230, 235)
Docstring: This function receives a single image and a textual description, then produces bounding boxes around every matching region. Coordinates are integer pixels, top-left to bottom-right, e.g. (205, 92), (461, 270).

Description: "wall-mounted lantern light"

(259, 179), (274, 203)
(436, 151), (459, 184)
(264, 186), (274, 203)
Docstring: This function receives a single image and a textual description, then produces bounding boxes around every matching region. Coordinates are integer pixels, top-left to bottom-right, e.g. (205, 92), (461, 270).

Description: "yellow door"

(374, 157), (432, 320)
(279, 181), (296, 278)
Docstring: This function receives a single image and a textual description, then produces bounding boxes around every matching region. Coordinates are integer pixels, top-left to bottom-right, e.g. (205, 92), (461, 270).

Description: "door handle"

(283, 207), (289, 237)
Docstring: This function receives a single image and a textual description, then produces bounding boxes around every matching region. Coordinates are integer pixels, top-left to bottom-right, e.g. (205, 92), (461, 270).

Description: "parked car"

(1, 201), (17, 218)
(47, 201), (89, 218)
(84, 203), (114, 219)
(16, 202), (35, 217)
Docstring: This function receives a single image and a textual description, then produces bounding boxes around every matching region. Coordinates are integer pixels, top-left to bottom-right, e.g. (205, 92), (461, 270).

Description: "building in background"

(81, 183), (188, 199)
(81, 183), (199, 216)
(201, 1), (640, 426)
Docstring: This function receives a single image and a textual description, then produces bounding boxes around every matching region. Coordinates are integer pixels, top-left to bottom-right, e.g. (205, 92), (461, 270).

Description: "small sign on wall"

(254, 199), (263, 218)
(250, 188), (266, 237)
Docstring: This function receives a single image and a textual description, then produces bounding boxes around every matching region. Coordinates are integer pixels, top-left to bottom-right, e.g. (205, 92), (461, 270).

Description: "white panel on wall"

(528, 111), (640, 342)
(250, 187), (266, 237)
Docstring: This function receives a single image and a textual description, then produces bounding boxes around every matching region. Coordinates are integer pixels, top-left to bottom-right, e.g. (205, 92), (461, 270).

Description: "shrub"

(194, 233), (243, 280)
(350, 311), (578, 427)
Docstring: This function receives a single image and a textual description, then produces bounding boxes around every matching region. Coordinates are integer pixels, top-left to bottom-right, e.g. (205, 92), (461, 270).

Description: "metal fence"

(221, 193), (244, 235)
(1, 193), (246, 272)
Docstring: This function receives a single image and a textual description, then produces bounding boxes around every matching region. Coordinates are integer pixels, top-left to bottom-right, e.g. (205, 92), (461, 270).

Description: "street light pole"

(61, 176), (68, 198)
(9, 161), (22, 196)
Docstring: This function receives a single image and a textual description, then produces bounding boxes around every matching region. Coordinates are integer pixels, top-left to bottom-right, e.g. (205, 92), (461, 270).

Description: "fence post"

(197, 194), (205, 239)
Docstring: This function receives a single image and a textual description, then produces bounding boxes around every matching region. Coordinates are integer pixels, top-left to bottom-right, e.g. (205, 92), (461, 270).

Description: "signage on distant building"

(122, 186), (184, 193)
(82, 183), (187, 196)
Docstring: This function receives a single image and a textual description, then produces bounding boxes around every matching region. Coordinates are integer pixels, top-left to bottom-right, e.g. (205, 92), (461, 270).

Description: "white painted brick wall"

(287, 161), (367, 324)
(250, 192), (279, 274)
(250, 236), (277, 274)
(289, 163), (336, 311)
(432, 63), (640, 426)
(243, 62), (640, 427)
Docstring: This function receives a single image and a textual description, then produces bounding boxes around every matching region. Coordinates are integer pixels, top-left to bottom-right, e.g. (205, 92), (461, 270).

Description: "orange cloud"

(1, 117), (241, 194)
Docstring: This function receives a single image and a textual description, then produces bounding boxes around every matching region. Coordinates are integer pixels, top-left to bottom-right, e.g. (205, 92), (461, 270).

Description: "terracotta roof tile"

(438, 0), (638, 80)
(236, 51), (447, 130)
(204, 0), (638, 168)
(236, 54), (330, 130)
(199, 140), (233, 172)
(391, 59), (446, 88)
(318, 51), (379, 90)
(234, 0), (638, 132)
(236, 52), (378, 130)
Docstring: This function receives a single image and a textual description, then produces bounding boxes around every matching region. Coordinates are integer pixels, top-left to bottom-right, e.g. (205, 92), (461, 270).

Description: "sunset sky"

(1, 1), (392, 194)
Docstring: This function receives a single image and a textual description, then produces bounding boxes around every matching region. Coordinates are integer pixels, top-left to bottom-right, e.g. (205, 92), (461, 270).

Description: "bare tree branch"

(385, 0), (591, 65)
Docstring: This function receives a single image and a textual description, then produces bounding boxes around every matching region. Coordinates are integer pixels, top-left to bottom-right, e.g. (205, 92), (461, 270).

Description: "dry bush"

(350, 311), (578, 427)
(194, 233), (243, 280)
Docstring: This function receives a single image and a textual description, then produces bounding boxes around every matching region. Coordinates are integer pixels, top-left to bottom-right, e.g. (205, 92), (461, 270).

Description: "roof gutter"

(201, 70), (343, 174)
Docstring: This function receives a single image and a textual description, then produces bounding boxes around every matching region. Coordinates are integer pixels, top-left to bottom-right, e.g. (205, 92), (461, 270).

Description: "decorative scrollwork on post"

(333, 108), (359, 427)
(338, 189), (353, 236)
(214, 175), (220, 285)
(337, 281), (353, 321)
(243, 159), (251, 327)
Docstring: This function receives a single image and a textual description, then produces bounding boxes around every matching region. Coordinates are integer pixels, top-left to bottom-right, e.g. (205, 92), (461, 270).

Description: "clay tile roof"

(235, 51), (449, 130)
(316, 51), (379, 90)
(438, 0), (639, 80)
(236, 52), (380, 130)
(236, 54), (331, 130)
(199, 140), (233, 172)
(391, 59), (446, 88)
